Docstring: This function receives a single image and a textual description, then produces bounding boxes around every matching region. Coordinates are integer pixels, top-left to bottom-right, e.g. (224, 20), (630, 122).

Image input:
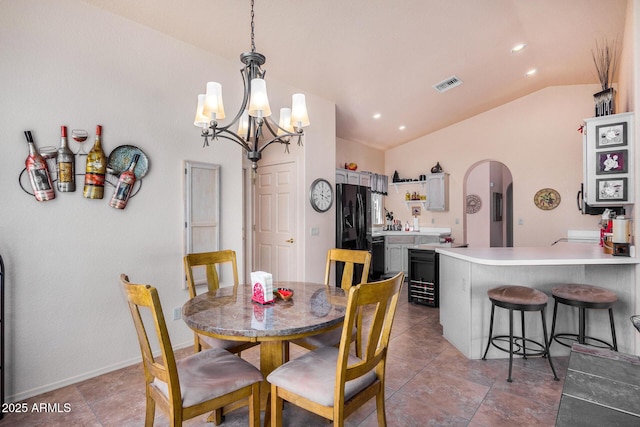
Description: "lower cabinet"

(408, 248), (439, 307)
(384, 235), (415, 275)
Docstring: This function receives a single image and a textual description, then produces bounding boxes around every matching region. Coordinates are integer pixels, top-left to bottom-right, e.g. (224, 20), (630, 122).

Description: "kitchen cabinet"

(391, 173), (449, 211)
(384, 235), (414, 275)
(582, 112), (634, 206)
(336, 168), (370, 188)
(426, 173), (449, 211)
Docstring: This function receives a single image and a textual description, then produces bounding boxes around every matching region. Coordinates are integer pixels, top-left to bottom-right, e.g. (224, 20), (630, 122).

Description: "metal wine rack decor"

(18, 144), (149, 202)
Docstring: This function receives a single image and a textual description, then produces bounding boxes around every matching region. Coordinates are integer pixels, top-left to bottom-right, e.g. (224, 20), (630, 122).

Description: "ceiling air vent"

(433, 75), (463, 93)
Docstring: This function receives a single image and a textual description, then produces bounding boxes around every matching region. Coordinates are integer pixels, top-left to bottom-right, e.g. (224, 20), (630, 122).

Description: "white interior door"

(253, 162), (297, 281)
(183, 161), (221, 287)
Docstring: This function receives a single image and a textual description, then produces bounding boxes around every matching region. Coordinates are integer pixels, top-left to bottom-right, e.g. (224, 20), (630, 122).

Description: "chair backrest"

(184, 250), (239, 298)
(324, 248), (372, 291)
(335, 272), (404, 400)
(120, 274), (180, 406)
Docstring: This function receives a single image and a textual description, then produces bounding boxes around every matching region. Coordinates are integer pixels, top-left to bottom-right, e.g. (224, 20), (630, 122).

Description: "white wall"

(0, 0), (335, 400)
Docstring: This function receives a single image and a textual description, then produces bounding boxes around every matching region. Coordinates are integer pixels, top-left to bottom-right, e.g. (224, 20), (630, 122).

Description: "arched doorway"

(463, 160), (513, 247)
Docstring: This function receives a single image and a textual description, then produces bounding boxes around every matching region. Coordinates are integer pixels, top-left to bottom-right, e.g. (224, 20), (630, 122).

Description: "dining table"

(181, 281), (348, 410)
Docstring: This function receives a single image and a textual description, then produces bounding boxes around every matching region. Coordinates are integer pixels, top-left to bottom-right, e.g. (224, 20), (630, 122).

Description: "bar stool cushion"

(488, 285), (548, 306)
(552, 284), (617, 305)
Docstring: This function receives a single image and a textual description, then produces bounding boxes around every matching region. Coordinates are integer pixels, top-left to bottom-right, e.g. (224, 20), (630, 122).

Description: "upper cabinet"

(583, 112), (634, 206)
(336, 168), (370, 187)
(426, 173), (449, 211)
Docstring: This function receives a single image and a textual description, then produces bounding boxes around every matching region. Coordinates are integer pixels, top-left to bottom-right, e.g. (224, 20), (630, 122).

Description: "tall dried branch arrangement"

(592, 38), (619, 91)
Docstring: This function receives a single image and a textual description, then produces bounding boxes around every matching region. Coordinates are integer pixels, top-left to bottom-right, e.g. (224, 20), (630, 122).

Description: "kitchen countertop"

(436, 242), (640, 266)
(413, 243), (466, 250)
(373, 227), (451, 237)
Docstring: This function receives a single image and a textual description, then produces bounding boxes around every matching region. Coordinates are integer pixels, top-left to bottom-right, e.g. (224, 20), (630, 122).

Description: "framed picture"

(492, 192), (503, 222)
(596, 149), (628, 175)
(595, 122), (627, 148)
(411, 206), (421, 216)
(596, 177), (628, 202)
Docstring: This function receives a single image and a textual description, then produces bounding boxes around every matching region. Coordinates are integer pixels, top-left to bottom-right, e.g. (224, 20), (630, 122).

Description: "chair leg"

(507, 308), (514, 383)
(482, 303), (496, 360)
(549, 299), (559, 349)
(249, 382), (260, 427)
(609, 308), (618, 351)
(271, 384), (283, 427)
(540, 308), (559, 381)
(578, 307), (586, 345)
(375, 385), (386, 427)
(144, 391), (155, 427)
(521, 309), (526, 359)
(206, 408), (223, 425)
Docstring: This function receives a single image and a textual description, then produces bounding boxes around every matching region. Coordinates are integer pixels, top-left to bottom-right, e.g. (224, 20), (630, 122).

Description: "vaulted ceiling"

(81, 0), (628, 150)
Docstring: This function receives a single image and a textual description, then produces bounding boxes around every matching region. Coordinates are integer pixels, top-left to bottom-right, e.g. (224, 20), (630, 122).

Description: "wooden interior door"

(253, 162), (297, 281)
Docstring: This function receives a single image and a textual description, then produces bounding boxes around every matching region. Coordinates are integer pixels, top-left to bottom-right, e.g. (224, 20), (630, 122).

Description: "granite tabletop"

(182, 281), (347, 340)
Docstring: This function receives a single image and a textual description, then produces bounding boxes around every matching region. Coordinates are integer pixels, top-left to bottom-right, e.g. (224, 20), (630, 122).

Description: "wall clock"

(309, 178), (333, 212)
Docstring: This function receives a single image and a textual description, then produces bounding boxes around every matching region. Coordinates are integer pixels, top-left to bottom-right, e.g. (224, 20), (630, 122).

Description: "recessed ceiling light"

(372, 113), (381, 119)
(511, 43), (527, 53)
(525, 68), (537, 76)
(399, 125), (406, 131)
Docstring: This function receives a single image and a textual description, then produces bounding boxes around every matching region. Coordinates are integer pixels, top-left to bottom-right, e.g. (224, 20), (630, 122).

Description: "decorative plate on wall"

(534, 188), (561, 210)
(107, 145), (150, 179)
(466, 194), (482, 214)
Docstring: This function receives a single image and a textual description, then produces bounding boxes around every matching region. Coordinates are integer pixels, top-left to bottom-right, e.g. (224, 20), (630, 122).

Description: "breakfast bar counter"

(436, 243), (639, 359)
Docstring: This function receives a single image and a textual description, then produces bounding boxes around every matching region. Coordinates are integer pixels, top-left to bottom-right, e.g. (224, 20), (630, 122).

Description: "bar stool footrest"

(551, 333), (615, 351)
(490, 335), (548, 358)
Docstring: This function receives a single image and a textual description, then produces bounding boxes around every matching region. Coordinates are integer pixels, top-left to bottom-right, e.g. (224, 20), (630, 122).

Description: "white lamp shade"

(194, 94), (209, 128)
(277, 108), (294, 135)
(248, 78), (272, 118)
(291, 93), (310, 127)
(204, 82), (226, 120)
(237, 110), (250, 137)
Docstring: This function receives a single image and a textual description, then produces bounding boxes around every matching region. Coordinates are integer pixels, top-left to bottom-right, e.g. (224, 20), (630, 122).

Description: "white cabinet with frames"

(583, 112), (634, 206)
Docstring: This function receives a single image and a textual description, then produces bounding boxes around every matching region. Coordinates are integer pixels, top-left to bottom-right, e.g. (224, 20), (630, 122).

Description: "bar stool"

(482, 285), (559, 382)
(549, 284), (617, 351)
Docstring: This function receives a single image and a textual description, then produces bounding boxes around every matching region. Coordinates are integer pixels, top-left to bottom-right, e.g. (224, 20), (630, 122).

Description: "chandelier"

(193, 0), (310, 171)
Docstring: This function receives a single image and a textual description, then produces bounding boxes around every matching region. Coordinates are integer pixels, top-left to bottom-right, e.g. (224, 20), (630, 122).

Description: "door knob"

(286, 238), (294, 243)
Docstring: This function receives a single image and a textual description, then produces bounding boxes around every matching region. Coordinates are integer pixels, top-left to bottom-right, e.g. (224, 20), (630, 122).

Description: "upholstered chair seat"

(268, 346), (376, 406)
(154, 348), (264, 408)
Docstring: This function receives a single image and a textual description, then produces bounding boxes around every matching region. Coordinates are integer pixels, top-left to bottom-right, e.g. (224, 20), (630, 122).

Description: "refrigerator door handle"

(356, 192), (364, 247)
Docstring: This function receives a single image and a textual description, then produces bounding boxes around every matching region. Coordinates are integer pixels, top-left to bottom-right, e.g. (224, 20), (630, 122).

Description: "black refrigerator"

(335, 183), (371, 284)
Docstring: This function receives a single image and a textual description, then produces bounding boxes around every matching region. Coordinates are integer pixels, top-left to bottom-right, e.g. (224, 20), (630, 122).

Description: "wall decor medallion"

(534, 188), (561, 210)
(465, 194), (482, 214)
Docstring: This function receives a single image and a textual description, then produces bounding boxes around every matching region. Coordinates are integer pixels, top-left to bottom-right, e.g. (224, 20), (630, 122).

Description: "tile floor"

(0, 286), (567, 426)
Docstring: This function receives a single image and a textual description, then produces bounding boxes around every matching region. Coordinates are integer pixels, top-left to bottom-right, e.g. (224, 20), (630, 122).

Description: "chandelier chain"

(250, 0), (256, 53)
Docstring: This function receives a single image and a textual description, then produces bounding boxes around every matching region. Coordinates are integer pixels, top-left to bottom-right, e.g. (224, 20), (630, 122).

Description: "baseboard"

(7, 341), (193, 402)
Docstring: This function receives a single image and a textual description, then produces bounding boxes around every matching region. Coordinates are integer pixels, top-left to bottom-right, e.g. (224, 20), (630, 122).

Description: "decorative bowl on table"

(273, 288), (294, 301)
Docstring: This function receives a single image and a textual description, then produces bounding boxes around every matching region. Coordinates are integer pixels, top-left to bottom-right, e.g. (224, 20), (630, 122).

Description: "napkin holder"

(251, 271), (275, 304)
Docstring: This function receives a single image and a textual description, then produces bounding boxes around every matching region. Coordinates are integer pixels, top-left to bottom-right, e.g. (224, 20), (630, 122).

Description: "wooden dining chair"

(267, 272), (405, 427)
(184, 250), (259, 355)
(120, 274), (263, 427)
(289, 248), (371, 357)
